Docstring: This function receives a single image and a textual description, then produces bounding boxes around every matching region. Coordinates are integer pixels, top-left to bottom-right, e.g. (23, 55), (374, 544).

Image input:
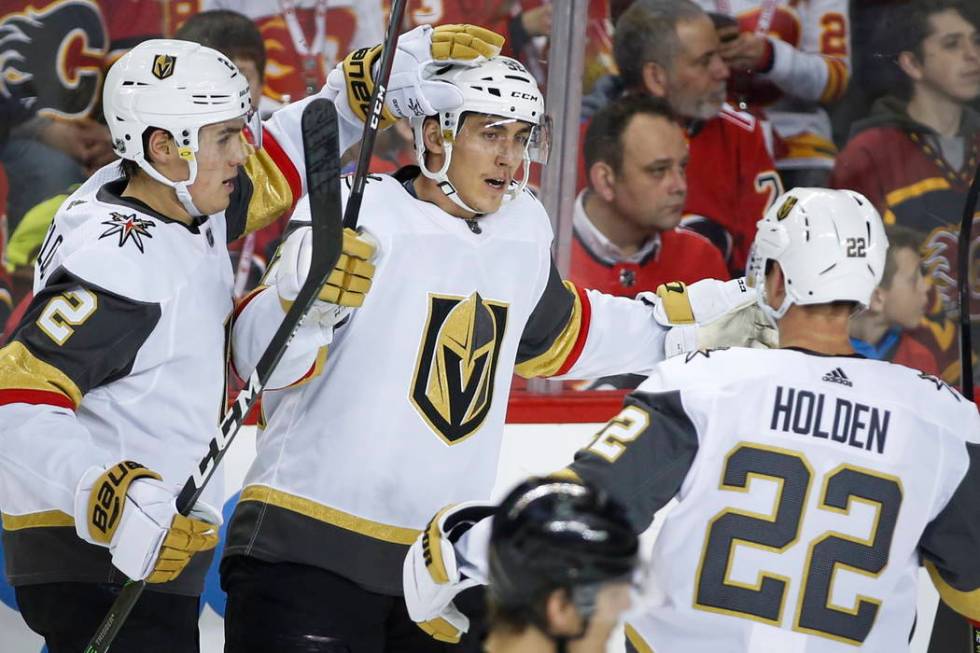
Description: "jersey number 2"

(694, 443), (903, 645)
(37, 289), (97, 345)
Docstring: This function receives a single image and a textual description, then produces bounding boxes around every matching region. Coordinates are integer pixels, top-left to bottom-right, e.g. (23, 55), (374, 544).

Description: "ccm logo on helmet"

(511, 91), (538, 101)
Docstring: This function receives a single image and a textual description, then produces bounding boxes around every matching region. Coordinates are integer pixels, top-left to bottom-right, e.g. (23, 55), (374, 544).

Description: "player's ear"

(145, 128), (176, 166)
(544, 588), (582, 637)
(641, 61), (669, 97)
(590, 161), (617, 202)
(765, 260), (787, 307)
(422, 117), (446, 156)
(897, 50), (924, 83)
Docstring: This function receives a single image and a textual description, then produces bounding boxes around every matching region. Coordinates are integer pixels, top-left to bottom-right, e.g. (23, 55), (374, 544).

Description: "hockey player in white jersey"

(405, 187), (980, 652)
(221, 24), (768, 653)
(0, 37), (379, 651)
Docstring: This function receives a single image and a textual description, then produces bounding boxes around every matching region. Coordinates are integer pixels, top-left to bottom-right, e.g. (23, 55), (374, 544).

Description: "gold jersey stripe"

(926, 561), (980, 621)
(515, 281), (583, 379)
(624, 624), (655, 653)
(884, 177), (951, 211)
(239, 485), (421, 545)
(2, 510), (74, 531)
(0, 341), (82, 408)
(243, 141), (294, 236)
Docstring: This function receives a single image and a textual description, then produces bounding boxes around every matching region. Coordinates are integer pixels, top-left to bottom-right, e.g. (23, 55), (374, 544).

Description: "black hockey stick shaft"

(342, 0), (408, 230)
(84, 99), (342, 653)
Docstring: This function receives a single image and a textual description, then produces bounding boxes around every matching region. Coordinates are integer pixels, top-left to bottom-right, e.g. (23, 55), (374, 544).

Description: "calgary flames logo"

(410, 292), (508, 445)
(0, 0), (107, 118)
(921, 218), (980, 319)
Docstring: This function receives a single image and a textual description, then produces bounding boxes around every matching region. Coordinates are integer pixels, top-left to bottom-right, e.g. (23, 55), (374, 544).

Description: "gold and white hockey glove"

(403, 502), (495, 643)
(328, 24), (505, 130)
(641, 277), (778, 356)
(74, 462), (220, 583)
(274, 224), (377, 337)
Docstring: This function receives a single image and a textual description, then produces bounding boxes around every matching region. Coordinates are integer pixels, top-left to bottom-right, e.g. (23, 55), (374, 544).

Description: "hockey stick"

(84, 99), (343, 653)
(343, 0), (408, 230)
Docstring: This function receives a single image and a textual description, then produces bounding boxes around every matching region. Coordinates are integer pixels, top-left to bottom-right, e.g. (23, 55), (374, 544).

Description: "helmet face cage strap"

(135, 138), (203, 217)
(414, 111), (541, 216)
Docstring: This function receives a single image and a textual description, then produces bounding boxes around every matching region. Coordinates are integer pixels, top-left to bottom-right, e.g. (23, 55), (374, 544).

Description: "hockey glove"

(329, 24), (505, 130)
(74, 462), (220, 583)
(641, 277), (778, 356)
(404, 501), (495, 643)
(276, 224), (377, 317)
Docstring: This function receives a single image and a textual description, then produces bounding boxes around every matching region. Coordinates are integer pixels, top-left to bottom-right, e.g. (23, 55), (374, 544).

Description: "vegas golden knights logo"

(152, 54), (176, 80)
(776, 195), (798, 221)
(410, 292), (509, 445)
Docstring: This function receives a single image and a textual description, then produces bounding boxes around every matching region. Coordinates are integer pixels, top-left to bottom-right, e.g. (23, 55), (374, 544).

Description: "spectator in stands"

(175, 10), (267, 113)
(572, 94), (728, 298)
(695, 0), (851, 189)
(582, 0), (781, 275)
(0, 0), (187, 232)
(849, 225), (938, 375)
(201, 0), (383, 105)
(831, 0), (980, 381)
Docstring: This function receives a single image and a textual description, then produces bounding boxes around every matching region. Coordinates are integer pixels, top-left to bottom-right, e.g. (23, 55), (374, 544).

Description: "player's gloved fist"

(640, 277), (777, 356)
(276, 225), (377, 315)
(404, 501), (495, 643)
(329, 24), (505, 129)
(74, 462), (220, 583)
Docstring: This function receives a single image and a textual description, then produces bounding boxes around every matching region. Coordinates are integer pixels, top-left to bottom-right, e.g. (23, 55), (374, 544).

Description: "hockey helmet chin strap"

(137, 150), (204, 218)
(413, 114), (547, 217)
(134, 110), (261, 219)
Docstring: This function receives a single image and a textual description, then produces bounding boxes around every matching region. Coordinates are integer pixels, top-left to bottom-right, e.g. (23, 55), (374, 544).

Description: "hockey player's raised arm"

(260, 24), (506, 194)
(514, 260), (769, 380)
(919, 407), (980, 624)
(0, 272), (159, 513)
(231, 195), (377, 390)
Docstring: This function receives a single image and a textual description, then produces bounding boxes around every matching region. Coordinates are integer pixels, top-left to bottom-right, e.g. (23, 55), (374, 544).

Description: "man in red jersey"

(572, 94), (728, 298)
(580, 0), (782, 274)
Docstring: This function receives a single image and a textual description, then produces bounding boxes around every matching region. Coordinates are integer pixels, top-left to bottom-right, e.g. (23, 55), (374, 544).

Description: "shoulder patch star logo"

(916, 372), (961, 401)
(99, 212), (155, 253)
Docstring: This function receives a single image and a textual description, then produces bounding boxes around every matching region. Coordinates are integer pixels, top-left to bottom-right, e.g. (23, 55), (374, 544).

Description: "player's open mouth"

(485, 177), (507, 191)
(223, 177), (236, 192)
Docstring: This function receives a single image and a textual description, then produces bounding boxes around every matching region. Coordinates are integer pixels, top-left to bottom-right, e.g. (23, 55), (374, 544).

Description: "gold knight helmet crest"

(410, 292), (509, 445)
(152, 54), (176, 80)
(776, 195), (798, 221)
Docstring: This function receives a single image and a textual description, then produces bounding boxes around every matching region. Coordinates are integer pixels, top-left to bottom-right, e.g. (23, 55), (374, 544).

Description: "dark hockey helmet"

(487, 477), (639, 623)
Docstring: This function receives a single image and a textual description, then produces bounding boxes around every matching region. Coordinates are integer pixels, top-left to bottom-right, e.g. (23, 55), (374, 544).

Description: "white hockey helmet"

(412, 56), (549, 214)
(103, 39), (259, 216)
(747, 187), (888, 323)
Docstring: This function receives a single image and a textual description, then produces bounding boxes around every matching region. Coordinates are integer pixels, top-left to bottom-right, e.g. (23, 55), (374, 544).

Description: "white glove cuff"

(110, 497), (169, 581)
(664, 325), (699, 358)
(73, 465), (108, 544)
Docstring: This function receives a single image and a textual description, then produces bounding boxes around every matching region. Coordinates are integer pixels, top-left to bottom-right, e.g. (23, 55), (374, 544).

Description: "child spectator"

(850, 225), (938, 375)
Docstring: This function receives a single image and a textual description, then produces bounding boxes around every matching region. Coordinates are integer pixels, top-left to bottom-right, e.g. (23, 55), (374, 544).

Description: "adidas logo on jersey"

(822, 367), (852, 387)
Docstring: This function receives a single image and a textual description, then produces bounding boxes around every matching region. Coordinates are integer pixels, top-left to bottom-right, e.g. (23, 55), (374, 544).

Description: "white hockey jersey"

(225, 170), (671, 595)
(697, 0), (851, 170)
(566, 347), (980, 652)
(0, 87), (336, 592)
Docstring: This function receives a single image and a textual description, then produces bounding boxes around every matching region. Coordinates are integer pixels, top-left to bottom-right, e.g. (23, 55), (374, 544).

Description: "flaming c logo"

(0, 0), (107, 118)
